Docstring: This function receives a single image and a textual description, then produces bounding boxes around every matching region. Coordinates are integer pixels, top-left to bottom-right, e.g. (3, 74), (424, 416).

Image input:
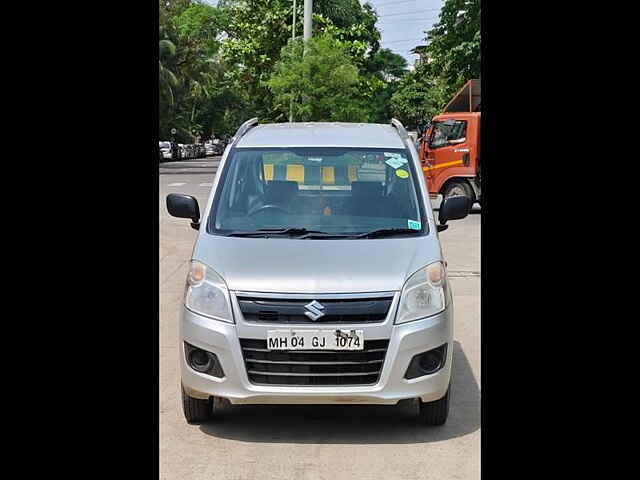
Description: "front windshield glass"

(159, 142), (171, 148)
(208, 147), (425, 236)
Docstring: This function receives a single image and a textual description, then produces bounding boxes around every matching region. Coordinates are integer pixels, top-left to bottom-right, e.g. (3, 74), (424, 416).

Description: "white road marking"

(199, 183), (213, 187)
(167, 183), (186, 187)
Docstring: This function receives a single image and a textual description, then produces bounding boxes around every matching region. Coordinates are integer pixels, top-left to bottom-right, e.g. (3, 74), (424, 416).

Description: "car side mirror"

(438, 195), (471, 228)
(167, 193), (200, 230)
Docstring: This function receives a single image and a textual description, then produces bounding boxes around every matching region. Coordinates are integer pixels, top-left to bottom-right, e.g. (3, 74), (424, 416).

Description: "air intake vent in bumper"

(239, 338), (389, 386)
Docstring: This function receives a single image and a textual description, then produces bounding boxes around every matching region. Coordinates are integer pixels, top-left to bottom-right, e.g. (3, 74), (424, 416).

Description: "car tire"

(442, 180), (475, 204)
(181, 385), (212, 424)
(418, 386), (450, 426)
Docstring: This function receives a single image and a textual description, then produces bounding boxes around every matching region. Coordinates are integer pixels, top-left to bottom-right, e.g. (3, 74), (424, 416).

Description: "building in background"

(411, 45), (429, 67)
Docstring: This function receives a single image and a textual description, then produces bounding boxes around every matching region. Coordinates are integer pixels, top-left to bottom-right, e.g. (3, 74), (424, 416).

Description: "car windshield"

(159, 142), (171, 148)
(208, 147), (425, 237)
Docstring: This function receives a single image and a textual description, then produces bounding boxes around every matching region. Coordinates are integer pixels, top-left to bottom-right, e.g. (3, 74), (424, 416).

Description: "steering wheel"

(247, 204), (289, 217)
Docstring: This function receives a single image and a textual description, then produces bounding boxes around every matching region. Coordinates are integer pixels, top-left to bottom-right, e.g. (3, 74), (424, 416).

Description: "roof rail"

(230, 118), (258, 147)
(390, 118), (409, 140)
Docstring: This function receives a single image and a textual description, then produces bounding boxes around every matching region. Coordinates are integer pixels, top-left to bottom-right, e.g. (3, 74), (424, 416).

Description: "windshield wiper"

(227, 228), (327, 238)
(352, 228), (422, 239)
(296, 232), (358, 239)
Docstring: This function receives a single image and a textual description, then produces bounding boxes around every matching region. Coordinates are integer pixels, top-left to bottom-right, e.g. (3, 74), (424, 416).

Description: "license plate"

(267, 329), (364, 351)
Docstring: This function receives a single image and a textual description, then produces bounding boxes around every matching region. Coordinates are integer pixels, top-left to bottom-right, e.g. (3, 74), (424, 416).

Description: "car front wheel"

(418, 386), (450, 425)
(181, 385), (212, 424)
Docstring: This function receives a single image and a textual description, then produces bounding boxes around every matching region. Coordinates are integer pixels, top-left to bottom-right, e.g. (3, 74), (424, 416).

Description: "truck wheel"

(418, 386), (450, 425)
(181, 385), (212, 424)
(442, 180), (475, 204)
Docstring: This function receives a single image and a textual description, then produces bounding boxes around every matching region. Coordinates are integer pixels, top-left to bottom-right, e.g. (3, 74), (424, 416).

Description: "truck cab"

(419, 79), (481, 206)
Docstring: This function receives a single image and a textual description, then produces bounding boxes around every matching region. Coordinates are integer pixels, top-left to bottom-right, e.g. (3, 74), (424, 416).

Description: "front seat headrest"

(265, 180), (299, 203)
(351, 181), (383, 197)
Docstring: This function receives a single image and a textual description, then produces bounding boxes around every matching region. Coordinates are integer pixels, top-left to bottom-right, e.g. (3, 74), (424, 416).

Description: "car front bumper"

(180, 292), (453, 405)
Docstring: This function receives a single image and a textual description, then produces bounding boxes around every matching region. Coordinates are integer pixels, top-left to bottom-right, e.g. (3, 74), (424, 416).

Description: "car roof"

(236, 122), (406, 149)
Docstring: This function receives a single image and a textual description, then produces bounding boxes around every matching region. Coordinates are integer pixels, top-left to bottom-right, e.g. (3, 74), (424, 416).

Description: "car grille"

(236, 295), (393, 324)
(239, 338), (389, 386)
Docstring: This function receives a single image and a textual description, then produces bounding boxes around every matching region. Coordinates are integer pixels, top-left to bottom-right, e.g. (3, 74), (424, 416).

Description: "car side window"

(429, 120), (467, 148)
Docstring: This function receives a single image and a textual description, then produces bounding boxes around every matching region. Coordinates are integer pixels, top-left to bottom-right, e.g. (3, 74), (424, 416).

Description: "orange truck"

(419, 79), (481, 206)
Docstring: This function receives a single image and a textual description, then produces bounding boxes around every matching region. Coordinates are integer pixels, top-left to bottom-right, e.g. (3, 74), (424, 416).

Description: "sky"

(201, 0), (444, 65)
(362, 0), (443, 66)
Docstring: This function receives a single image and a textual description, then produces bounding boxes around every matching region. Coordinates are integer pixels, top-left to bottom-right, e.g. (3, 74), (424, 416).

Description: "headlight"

(184, 261), (233, 323)
(395, 262), (448, 324)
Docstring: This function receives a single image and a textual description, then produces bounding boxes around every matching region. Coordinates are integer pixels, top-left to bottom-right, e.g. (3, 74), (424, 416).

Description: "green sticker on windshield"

(408, 220), (421, 230)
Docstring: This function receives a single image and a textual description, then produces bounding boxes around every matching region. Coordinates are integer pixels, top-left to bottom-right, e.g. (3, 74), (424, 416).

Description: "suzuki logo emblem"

(304, 300), (325, 321)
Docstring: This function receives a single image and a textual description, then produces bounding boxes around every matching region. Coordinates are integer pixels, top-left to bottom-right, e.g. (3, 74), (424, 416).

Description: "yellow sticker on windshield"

(396, 169), (409, 179)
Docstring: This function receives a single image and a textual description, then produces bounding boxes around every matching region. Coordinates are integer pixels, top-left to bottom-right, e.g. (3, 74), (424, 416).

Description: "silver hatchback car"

(167, 119), (470, 425)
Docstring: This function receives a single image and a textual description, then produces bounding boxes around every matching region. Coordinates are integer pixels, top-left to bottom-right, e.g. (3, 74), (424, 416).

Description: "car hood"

(192, 234), (443, 294)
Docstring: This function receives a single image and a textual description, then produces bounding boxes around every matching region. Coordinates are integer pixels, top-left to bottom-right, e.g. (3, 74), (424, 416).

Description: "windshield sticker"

(384, 152), (401, 158)
(407, 219), (421, 230)
(385, 157), (407, 169)
(395, 169), (409, 179)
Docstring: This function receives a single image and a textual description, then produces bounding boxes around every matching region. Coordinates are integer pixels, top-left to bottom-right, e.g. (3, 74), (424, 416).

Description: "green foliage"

(158, 0), (480, 142)
(424, 0), (480, 93)
(390, 73), (448, 129)
(390, 0), (480, 127)
(314, 2), (380, 69)
(159, 0), (233, 141)
(219, 0), (294, 122)
(367, 48), (407, 80)
(267, 35), (368, 122)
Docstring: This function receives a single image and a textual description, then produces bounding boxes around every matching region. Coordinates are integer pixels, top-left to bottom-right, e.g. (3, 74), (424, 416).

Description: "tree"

(218, 0), (383, 123)
(390, 73), (448, 129)
(366, 48), (407, 81)
(159, 0), (229, 140)
(389, 0), (480, 127)
(422, 0), (480, 95)
(218, 0), (294, 122)
(158, 1), (425, 135)
(314, 1), (380, 70)
(267, 35), (368, 122)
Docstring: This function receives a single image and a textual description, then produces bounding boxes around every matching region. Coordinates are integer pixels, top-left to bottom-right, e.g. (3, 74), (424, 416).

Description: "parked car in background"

(212, 138), (226, 155)
(159, 141), (173, 161)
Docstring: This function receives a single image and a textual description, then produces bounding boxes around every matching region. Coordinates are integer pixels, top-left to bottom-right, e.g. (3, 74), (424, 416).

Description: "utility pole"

(290, 0), (311, 122)
(292, 0), (296, 40)
(303, 0), (312, 41)
(289, 0), (297, 122)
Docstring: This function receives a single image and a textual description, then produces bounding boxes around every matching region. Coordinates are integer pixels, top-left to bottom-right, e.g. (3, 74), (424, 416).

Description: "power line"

(381, 38), (424, 44)
(371, 0), (423, 8)
(378, 17), (439, 23)
(378, 8), (441, 17)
